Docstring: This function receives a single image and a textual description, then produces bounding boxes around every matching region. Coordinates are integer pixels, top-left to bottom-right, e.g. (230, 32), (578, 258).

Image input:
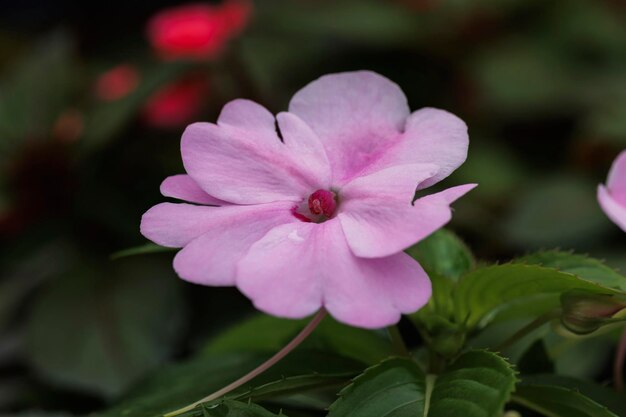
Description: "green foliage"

(518, 375), (626, 417)
(95, 350), (361, 417)
(512, 384), (619, 417)
(328, 350), (516, 417)
(202, 314), (392, 365)
(406, 229), (475, 281)
(198, 400), (284, 417)
(24, 258), (185, 398)
(328, 358), (426, 416)
(454, 263), (624, 329)
(517, 251), (626, 291)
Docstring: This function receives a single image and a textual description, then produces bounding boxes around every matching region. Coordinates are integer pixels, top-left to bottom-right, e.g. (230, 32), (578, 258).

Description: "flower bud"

(560, 290), (626, 335)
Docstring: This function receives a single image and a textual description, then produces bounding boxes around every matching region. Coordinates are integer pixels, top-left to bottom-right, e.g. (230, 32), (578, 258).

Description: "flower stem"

(163, 308), (327, 417)
(495, 310), (560, 353)
(613, 326), (626, 391)
(387, 325), (410, 357)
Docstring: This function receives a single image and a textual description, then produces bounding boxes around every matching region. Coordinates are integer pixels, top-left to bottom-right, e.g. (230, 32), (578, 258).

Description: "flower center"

(292, 189), (338, 223)
(308, 189), (336, 217)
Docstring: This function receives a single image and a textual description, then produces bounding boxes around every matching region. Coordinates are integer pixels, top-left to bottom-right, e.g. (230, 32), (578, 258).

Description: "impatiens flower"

(95, 64), (140, 101)
(143, 76), (209, 129)
(141, 71), (475, 328)
(598, 150), (626, 232)
(147, 0), (251, 60)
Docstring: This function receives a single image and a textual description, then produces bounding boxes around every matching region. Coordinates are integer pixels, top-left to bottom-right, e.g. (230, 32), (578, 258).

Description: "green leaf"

(427, 350), (517, 417)
(202, 315), (305, 355)
(328, 350), (516, 417)
(110, 243), (175, 260)
(199, 400), (283, 417)
(516, 251), (626, 291)
(230, 373), (354, 403)
(453, 264), (623, 329)
(406, 229), (475, 281)
(512, 384), (618, 417)
(202, 314), (392, 365)
(24, 258), (185, 398)
(328, 357), (426, 416)
(517, 375), (626, 417)
(95, 350), (362, 417)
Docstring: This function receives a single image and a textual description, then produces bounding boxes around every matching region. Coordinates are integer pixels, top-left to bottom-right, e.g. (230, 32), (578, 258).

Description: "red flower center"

(308, 189), (337, 217)
(292, 189), (338, 223)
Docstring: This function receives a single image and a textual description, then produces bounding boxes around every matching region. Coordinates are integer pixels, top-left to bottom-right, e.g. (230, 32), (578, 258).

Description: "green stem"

(423, 374), (437, 415)
(387, 325), (410, 357)
(495, 310), (561, 352)
(163, 309), (327, 417)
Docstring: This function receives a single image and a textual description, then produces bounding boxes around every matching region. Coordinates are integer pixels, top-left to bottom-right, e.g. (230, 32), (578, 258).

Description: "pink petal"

(366, 108), (469, 189)
(173, 206), (295, 286)
(288, 71), (409, 183)
(236, 219), (431, 328)
(217, 99), (276, 140)
(598, 185), (626, 232)
(160, 174), (230, 205)
(140, 201), (292, 247)
(339, 163), (439, 201)
(339, 183), (477, 258)
(607, 150), (626, 206)
(182, 103), (330, 204)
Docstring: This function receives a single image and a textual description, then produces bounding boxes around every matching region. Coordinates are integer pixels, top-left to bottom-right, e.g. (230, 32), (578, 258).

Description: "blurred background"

(0, 0), (625, 415)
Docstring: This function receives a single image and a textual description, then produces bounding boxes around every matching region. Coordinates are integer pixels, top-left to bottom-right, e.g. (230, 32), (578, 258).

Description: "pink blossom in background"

(95, 64), (140, 101)
(141, 71), (475, 328)
(598, 150), (626, 232)
(142, 76), (209, 129)
(147, 0), (252, 60)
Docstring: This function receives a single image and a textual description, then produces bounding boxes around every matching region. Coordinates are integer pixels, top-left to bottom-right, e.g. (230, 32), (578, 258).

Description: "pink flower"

(598, 150), (626, 232)
(142, 76), (209, 129)
(147, 0), (251, 60)
(141, 71), (475, 328)
(95, 64), (140, 101)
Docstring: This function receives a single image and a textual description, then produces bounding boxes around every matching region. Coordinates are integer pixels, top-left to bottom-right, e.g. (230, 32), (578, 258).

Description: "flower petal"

(607, 150), (626, 204)
(173, 206), (295, 286)
(366, 107), (469, 189)
(339, 183), (477, 258)
(339, 163), (439, 201)
(160, 174), (229, 205)
(140, 201), (293, 247)
(182, 102), (330, 204)
(288, 71), (409, 183)
(598, 185), (626, 232)
(236, 219), (431, 328)
(217, 99), (276, 139)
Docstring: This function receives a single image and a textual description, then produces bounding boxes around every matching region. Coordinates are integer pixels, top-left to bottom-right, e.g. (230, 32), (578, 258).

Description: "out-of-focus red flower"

(146, 0), (252, 60)
(143, 76), (209, 129)
(52, 109), (84, 143)
(95, 64), (140, 101)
